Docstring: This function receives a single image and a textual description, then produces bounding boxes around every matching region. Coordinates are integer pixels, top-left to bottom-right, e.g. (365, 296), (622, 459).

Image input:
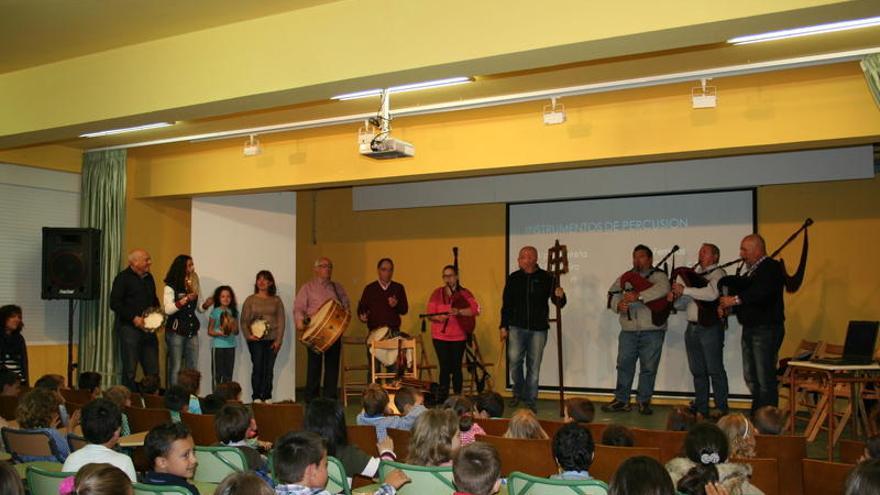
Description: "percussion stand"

(547, 239), (569, 417)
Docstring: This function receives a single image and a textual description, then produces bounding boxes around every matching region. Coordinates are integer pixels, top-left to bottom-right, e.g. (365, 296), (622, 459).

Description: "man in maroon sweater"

(358, 258), (409, 373)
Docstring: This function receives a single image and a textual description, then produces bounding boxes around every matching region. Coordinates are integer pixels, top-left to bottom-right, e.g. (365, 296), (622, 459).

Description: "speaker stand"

(67, 300), (78, 388)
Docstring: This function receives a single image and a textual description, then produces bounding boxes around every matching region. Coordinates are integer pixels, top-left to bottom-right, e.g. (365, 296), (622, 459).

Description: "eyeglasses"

(316, 264), (332, 268)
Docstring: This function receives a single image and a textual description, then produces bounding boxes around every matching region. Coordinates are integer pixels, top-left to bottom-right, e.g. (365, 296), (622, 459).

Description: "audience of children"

(503, 408), (548, 440)
(272, 431), (410, 495)
(563, 397), (595, 424)
(201, 393), (227, 415)
(752, 406), (785, 436)
(407, 408), (461, 466)
(453, 442), (502, 495)
(14, 387), (70, 461)
(444, 395), (486, 446)
(304, 397), (396, 481)
(716, 413), (758, 458)
(34, 373), (76, 428)
(551, 422), (595, 480)
(62, 399), (137, 481)
(138, 374), (163, 396)
(601, 424), (635, 447)
(665, 422), (763, 495)
(143, 422), (200, 495)
(356, 384), (425, 441)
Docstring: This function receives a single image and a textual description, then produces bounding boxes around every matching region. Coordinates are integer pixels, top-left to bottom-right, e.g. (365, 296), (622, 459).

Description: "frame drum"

(300, 299), (351, 353)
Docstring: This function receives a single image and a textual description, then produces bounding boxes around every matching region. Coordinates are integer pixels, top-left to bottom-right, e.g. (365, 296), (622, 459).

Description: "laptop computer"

(812, 321), (880, 365)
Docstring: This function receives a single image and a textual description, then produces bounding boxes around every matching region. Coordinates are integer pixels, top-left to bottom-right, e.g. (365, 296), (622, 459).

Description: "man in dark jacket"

(110, 248), (160, 390)
(500, 246), (566, 411)
(719, 234), (785, 414)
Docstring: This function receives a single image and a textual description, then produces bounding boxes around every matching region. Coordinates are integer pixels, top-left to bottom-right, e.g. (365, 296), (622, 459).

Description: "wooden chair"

(141, 393), (166, 409)
(538, 420), (566, 440)
(804, 342), (853, 443)
(0, 395), (18, 421)
(251, 402), (303, 443)
(755, 434), (807, 495)
(371, 337), (418, 384)
(732, 457), (779, 495)
(414, 333), (437, 382)
(129, 392), (145, 408)
(783, 339), (823, 432)
(631, 428), (686, 463)
(476, 435), (557, 477)
(474, 418), (510, 437)
(347, 425), (380, 457)
(60, 389), (93, 405)
(839, 439), (866, 464)
(801, 459), (855, 495)
(590, 445), (661, 483)
(124, 406), (172, 433)
(1, 427), (64, 463)
(587, 423), (608, 442)
(386, 428), (411, 461)
(341, 335), (370, 407)
(180, 412), (218, 445)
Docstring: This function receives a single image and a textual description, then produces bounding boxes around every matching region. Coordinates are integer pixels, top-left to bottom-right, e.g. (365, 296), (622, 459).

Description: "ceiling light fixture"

(79, 122), (175, 138)
(332, 76), (473, 100)
(728, 16), (880, 45)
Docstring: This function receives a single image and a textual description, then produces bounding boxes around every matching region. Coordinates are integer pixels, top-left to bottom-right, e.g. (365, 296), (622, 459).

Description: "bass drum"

(300, 299), (351, 353)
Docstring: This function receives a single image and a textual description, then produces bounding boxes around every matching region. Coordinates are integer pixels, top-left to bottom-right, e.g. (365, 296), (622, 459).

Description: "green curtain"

(79, 149), (127, 384)
(862, 54), (880, 108)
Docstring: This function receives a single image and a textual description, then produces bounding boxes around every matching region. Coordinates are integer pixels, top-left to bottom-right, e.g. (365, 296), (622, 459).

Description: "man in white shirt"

(62, 398), (137, 482)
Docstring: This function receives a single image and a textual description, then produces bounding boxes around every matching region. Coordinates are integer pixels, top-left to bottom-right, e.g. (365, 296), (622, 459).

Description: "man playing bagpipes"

(668, 243), (730, 418)
(603, 244), (671, 416)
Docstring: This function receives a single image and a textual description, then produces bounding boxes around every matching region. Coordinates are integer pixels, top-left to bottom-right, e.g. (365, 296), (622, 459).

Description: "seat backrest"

(67, 433), (88, 452)
(473, 418), (510, 437)
(801, 459), (855, 495)
(732, 457), (779, 495)
(0, 395), (18, 421)
(387, 428), (411, 461)
(590, 445), (661, 483)
(539, 420), (566, 440)
(193, 446), (247, 483)
(631, 428), (686, 463)
(1, 427), (61, 462)
(180, 411), (218, 446)
(347, 425), (380, 457)
(476, 435), (556, 477)
(378, 460), (455, 495)
(125, 406), (172, 433)
(371, 338), (418, 381)
(508, 471), (609, 495)
(755, 434), (806, 495)
(133, 482), (191, 495)
(838, 439), (866, 465)
(141, 394), (166, 409)
(26, 465), (74, 495)
(586, 423), (607, 442)
(60, 389), (93, 405)
(252, 402), (304, 444)
(326, 456), (352, 495)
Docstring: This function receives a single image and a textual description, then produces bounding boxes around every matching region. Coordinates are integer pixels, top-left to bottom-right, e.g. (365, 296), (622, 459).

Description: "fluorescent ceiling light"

(79, 122), (175, 138)
(728, 16), (880, 45)
(332, 77), (473, 100)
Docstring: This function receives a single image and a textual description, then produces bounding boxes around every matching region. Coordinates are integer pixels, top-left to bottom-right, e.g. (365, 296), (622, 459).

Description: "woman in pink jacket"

(427, 265), (480, 403)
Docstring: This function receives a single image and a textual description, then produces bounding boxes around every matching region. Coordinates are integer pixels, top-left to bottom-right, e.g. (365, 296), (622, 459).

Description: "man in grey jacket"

(603, 244), (671, 415)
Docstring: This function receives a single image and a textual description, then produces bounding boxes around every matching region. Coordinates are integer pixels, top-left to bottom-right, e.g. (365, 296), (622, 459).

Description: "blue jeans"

(685, 322), (729, 414)
(507, 326), (548, 406)
(166, 331), (199, 387)
(742, 324), (785, 413)
(614, 330), (666, 404)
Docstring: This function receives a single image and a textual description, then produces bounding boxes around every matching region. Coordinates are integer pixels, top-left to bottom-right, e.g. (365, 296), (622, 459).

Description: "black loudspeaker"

(41, 227), (102, 300)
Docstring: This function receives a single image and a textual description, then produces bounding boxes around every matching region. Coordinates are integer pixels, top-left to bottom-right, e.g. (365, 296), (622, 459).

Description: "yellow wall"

(27, 344), (78, 386)
(0, 144), (82, 173)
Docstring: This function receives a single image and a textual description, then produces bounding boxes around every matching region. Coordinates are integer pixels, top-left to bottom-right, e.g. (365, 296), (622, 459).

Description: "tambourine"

(219, 311), (234, 336)
(250, 317), (270, 340)
(142, 308), (166, 333)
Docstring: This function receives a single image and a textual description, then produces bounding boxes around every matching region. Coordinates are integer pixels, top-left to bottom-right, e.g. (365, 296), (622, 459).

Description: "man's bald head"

(128, 249), (152, 276)
(518, 246), (539, 273)
(740, 234), (767, 266)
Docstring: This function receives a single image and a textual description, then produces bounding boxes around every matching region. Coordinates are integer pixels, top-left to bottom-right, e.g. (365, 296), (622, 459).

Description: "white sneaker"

(253, 399), (263, 404)
(264, 399), (273, 404)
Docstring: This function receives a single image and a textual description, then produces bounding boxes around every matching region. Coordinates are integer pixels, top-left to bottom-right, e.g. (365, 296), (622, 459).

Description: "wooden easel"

(547, 239), (569, 417)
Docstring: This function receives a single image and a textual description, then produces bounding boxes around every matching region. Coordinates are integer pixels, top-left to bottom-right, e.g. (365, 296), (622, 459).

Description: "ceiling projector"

(358, 125), (414, 159)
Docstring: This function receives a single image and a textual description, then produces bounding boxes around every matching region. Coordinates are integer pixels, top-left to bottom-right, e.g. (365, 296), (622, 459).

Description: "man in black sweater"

(719, 234), (785, 414)
(500, 246), (566, 412)
(110, 248), (160, 390)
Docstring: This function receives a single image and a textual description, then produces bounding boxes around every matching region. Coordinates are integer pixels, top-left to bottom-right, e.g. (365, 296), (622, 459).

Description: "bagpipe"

(608, 245), (679, 326)
(718, 218), (813, 299)
(670, 257), (742, 327)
